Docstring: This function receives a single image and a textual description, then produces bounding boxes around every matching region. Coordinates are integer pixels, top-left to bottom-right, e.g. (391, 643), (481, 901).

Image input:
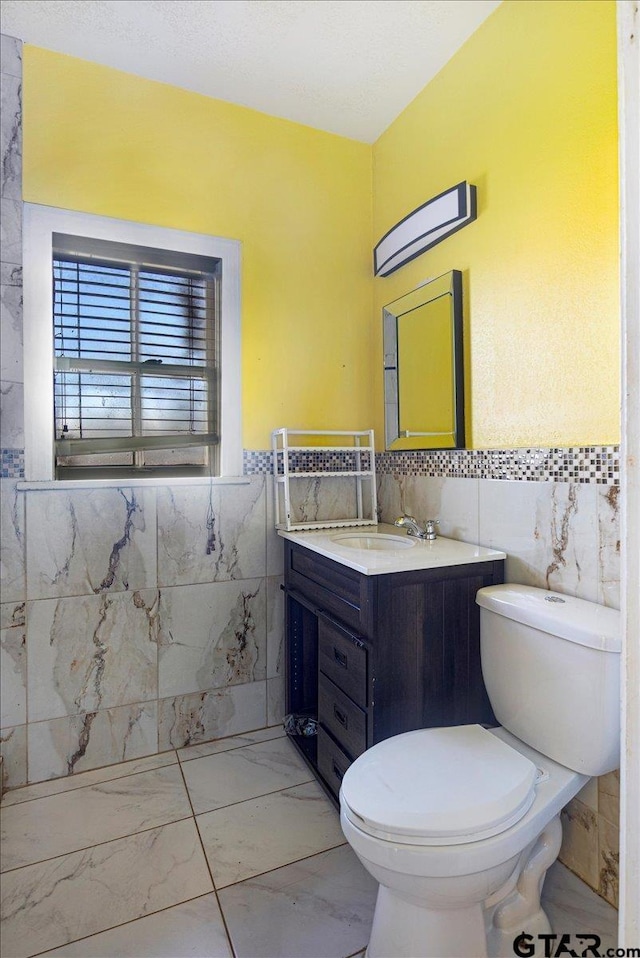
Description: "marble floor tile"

(181, 736), (312, 814)
(1, 750), (177, 808)
(1, 765), (192, 871)
(37, 894), (232, 958)
(218, 845), (377, 958)
(177, 725), (285, 763)
(197, 780), (346, 888)
(0, 819), (213, 958)
(542, 862), (618, 951)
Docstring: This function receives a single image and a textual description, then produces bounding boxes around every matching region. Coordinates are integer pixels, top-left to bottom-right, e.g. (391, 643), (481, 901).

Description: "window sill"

(17, 475), (251, 491)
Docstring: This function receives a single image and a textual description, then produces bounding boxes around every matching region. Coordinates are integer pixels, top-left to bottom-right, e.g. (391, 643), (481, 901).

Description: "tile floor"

(0, 726), (618, 958)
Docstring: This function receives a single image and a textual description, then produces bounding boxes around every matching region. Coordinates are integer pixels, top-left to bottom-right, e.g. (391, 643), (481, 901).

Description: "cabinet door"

(372, 566), (498, 742)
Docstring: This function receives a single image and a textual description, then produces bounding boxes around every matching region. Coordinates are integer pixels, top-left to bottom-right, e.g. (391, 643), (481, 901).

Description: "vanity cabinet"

(283, 539), (505, 801)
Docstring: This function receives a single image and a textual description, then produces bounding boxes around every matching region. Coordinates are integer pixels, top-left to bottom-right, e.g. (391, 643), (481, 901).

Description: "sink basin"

(331, 533), (416, 551)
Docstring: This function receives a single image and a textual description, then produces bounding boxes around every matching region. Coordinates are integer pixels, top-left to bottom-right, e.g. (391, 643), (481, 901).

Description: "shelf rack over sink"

(272, 428), (378, 531)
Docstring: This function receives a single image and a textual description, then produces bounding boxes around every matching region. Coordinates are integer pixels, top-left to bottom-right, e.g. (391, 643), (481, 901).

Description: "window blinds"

(52, 238), (220, 473)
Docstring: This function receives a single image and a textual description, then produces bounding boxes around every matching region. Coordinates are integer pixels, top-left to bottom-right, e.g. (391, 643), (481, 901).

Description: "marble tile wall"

(1, 476), (285, 787)
(0, 35), (23, 460)
(0, 33), (25, 790)
(376, 469), (621, 907)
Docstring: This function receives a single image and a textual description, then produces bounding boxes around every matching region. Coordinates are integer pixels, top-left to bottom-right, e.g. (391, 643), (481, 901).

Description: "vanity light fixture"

(374, 181), (477, 277)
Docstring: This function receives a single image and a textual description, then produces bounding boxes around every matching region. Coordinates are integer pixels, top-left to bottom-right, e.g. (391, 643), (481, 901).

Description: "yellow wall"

(22, 47), (373, 449)
(373, 0), (619, 448)
(22, 0), (619, 452)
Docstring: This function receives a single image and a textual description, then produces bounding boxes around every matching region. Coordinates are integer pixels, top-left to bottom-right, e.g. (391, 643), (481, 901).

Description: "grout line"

(28, 890), (218, 958)
(0, 813), (194, 875)
(214, 839), (349, 892)
(176, 726), (285, 764)
(190, 774), (315, 817)
(5, 721), (286, 807)
(176, 753), (238, 958)
(2, 751), (179, 807)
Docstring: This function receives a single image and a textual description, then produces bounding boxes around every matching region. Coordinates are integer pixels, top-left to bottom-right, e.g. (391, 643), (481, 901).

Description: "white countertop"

(278, 523), (506, 576)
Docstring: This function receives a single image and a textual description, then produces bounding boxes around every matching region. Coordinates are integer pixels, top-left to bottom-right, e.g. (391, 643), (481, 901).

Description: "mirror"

(384, 270), (464, 450)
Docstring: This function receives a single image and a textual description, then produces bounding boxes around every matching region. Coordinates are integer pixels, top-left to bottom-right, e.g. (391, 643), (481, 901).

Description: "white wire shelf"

(275, 471), (375, 480)
(278, 518), (377, 531)
(272, 428), (377, 532)
(274, 445), (375, 453)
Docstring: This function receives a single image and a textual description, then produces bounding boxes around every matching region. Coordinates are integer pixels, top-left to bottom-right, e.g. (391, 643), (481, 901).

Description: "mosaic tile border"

(242, 449), (273, 475)
(247, 449), (376, 475)
(4, 447), (619, 483)
(272, 449), (375, 475)
(1, 448), (24, 479)
(245, 446), (620, 484)
(375, 446), (620, 484)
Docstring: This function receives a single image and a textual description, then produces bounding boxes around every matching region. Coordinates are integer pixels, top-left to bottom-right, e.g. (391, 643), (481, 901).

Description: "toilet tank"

(476, 584), (621, 776)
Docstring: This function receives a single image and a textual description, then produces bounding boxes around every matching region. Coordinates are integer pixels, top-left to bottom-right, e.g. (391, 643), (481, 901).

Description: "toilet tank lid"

(476, 585), (621, 653)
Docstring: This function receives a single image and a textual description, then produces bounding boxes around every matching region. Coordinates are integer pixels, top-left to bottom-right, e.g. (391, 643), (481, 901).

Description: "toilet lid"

(340, 725), (538, 846)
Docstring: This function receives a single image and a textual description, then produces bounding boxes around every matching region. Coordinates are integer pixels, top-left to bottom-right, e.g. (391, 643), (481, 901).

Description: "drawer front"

(289, 545), (362, 608)
(317, 726), (352, 797)
(318, 617), (367, 708)
(319, 673), (367, 759)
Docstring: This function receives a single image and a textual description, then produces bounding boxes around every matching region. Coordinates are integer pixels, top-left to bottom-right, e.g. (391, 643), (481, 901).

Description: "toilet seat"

(340, 725), (538, 846)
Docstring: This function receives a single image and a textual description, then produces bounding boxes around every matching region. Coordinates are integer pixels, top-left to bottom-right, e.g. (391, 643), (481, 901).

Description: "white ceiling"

(0, 0), (500, 143)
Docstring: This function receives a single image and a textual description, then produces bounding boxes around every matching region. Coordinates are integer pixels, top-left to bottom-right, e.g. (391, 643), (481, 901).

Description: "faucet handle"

(424, 519), (440, 539)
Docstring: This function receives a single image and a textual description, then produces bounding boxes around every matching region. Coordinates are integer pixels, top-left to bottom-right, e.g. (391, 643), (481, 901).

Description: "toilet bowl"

(341, 726), (585, 958)
(339, 585), (621, 958)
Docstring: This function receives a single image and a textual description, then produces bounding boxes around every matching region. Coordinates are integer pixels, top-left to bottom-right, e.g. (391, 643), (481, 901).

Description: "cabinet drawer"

(290, 545), (362, 608)
(319, 673), (367, 759)
(318, 617), (367, 708)
(317, 726), (352, 797)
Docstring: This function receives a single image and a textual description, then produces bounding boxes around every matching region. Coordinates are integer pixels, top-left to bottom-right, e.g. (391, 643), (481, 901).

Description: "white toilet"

(339, 584), (621, 958)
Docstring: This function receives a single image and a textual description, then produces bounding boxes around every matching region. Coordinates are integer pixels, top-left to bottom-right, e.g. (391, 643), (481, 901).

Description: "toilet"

(339, 584), (621, 958)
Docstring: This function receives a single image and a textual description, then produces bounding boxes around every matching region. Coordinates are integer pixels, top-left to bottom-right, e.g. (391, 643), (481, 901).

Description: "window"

(53, 236), (220, 478)
(23, 206), (241, 481)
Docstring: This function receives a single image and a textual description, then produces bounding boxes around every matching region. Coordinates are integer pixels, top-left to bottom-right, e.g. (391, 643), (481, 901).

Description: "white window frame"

(23, 204), (242, 481)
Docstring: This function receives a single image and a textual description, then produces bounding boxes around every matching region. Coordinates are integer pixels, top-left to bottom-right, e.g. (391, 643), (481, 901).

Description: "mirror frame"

(383, 269), (465, 451)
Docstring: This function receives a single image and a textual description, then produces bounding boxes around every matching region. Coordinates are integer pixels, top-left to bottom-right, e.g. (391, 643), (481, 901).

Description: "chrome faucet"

(394, 515), (440, 540)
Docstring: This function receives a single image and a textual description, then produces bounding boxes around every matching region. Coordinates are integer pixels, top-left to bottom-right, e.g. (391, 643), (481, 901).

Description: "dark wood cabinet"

(283, 539), (504, 800)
